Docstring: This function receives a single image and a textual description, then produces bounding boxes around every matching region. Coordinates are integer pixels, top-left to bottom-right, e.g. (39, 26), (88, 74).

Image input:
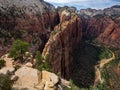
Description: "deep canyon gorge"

(0, 0), (120, 90)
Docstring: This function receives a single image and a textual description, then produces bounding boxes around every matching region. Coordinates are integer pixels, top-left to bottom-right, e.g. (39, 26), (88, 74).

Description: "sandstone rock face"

(0, 0), (59, 56)
(42, 12), (82, 79)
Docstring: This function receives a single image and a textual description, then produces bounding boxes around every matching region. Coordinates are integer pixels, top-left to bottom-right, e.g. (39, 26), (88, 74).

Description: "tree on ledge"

(35, 51), (43, 71)
(9, 40), (30, 62)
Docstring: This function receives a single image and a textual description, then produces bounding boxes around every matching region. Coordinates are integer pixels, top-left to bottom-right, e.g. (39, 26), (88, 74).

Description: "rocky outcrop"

(14, 67), (41, 88)
(42, 12), (82, 79)
(0, 0), (59, 56)
(11, 67), (69, 90)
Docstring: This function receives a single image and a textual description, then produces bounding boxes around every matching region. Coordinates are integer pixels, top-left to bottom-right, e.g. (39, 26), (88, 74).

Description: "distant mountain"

(79, 5), (120, 18)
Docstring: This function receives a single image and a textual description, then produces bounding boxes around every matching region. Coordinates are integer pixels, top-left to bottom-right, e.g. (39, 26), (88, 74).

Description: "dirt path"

(94, 50), (115, 89)
(3, 54), (14, 68)
(0, 54), (15, 74)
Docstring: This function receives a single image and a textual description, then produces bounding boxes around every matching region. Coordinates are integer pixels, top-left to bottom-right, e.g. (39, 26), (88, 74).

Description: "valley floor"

(69, 39), (118, 90)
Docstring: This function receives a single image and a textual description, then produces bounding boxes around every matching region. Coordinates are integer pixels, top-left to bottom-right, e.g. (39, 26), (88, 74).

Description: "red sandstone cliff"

(42, 15), (82, 79)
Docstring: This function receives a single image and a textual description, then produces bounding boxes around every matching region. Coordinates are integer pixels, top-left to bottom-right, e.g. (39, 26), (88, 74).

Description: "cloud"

(44, 0), (120, 9)
(44, 0), (68, 3)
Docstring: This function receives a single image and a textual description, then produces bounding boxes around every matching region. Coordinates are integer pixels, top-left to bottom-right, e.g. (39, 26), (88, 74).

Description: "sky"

(44, 0), (120, 10)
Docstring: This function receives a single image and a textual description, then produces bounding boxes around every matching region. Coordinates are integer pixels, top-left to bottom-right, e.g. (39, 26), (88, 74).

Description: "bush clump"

(0, 74), (12, 90)
(0, 58), (5, 69)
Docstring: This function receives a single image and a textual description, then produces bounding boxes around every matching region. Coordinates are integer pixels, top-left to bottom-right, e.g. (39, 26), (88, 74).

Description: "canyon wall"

(0, 0), (59, 56)
(84, 16), (113, 37)
(82, 16), (120, 48)
(97, 18), (120, 48)
(79, 5), (120, 48)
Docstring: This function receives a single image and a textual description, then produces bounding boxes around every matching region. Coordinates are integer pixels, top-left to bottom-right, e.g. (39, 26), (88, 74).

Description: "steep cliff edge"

(42, 11), (82, 79)
(0, 0), (59, 56)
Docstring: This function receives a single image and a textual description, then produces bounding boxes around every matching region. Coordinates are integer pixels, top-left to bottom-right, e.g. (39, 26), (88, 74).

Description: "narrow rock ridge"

(42, 14), (82, 79)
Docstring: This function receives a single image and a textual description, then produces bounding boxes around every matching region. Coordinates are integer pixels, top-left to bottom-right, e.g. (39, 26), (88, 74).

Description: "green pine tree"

(9, 40), (30, 62)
